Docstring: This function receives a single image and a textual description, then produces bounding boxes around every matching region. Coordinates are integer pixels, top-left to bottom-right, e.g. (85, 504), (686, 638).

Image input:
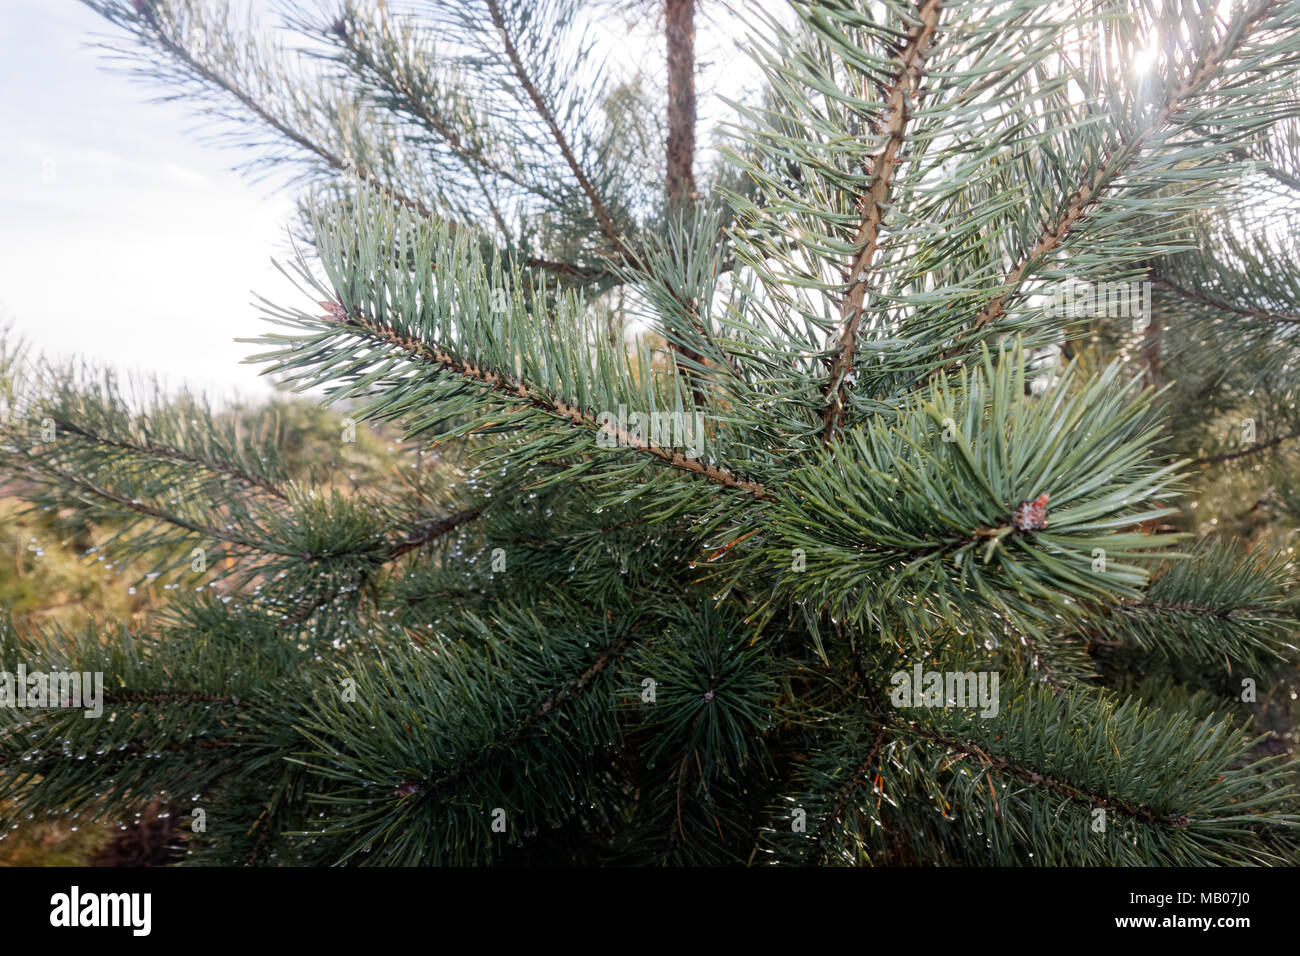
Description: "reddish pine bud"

(1012, 492), (1050, 531)
(320, 300), (347, 321)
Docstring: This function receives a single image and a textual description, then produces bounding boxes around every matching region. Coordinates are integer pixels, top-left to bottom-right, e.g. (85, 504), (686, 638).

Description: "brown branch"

(909, 724), (1168, 825)
(385, 507), (483, 559)
(277, 507), (482, 625)
(1116, 598), (1276, 618)
(18, 737), (238, 762)
(245, 795), (281, 867)
(821, 0), (943, 443)
(522, 257), (610, 282)
(929, 1), (1281, 380)
(47, 417), (288, 502)
(808, 724), (889, 866)
(410, 620), (646, 800)
(116, 737), (236, 755)
(485, 0), (629, 260)
(14, 452), (293, 556)
(324, 309), (773, 499)
(135, 3), (434, 220)
(1152, 274), (1300, 326)
(103, 691), (236, 705)
(1140, 304), (1163, 388)
(1193, 426), (1300, 465)
(486, 0), (721, 402)
(962, 164), (1106, 339)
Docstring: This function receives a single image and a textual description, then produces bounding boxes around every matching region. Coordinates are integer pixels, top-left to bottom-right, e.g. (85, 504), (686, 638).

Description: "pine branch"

(277, 507), (482, 625)
(1069, 539), (1300, 668)
(318, 305), (773, 499)
(9, 448), (290, 556)
(1153, 273), (1300, 326)
(907, 724), (1167, 825)
(47, 0), (1300, 868)
(95, 2), (606, 291)
(328, 12), (556, 217)
(480, 0), (713, 404)
(820, 0), (943, 444)
(484, 0), (629, 262)
(808, 724), (887, 866)
(44, 414), (288, 502)
(385, 507), (482, 559)
(750, 347), (1183, 640)
(414, 620), (643, 801)
(5, 430), (479, 589)
(932, 0), (1285, 378)
(102, 691), (235, 705)
(0, 609), (315, 826)
(1193, 428), (1300, 465)
(128, 0), (434, 220)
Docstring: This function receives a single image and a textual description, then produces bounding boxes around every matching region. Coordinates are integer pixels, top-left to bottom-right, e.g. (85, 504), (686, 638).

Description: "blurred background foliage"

(0, 381), (404, 865)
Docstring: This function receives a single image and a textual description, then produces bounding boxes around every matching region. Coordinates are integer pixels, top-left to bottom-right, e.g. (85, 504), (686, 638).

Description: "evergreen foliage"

(4, 0), (1300, 865)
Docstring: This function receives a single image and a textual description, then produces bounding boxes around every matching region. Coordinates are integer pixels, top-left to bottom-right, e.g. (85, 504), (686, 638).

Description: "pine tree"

(3, 0), (1300, 866)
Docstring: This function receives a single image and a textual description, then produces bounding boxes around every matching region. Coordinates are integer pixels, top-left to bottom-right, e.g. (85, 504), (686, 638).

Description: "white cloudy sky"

(0, 0), (767, 403)
(0, 0), (301, 400)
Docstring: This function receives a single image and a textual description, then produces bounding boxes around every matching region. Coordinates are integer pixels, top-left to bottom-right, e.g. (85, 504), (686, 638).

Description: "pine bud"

(1012, 492), (1050, 531)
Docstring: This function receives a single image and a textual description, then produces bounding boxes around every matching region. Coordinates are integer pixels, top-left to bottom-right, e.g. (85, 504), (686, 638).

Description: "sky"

(0, 0), (767, 404)
(0, 0), (302, 401)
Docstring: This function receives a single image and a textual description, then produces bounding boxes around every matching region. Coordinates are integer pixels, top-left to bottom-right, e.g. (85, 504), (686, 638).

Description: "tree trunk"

(665, 0), (696, 212)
